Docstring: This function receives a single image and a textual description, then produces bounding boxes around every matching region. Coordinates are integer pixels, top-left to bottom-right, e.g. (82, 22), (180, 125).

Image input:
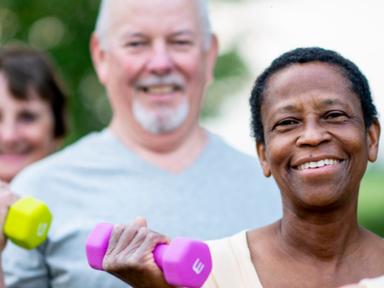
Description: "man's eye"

(172, 40), (193, 46)
(125, 41), (146, 48)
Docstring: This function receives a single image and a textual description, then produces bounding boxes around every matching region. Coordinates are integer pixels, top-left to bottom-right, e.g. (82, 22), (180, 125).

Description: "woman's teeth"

(297, 159), (340, 170)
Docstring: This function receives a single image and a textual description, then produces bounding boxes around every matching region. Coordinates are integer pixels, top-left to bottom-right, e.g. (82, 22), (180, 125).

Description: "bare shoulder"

(360, 228), (384, 272)
(246, 221), (279, 259)
(362, 228), (384, 250)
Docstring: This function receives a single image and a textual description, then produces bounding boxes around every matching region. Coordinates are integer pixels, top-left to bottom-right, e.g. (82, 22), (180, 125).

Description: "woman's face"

(0, 73), (59, 182)
(256, 62), (380, 209)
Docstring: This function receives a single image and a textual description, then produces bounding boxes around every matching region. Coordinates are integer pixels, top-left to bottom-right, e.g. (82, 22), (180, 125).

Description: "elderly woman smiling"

(0, 46), (67, 183)
(203, 47), (384, 288)
(81, 47), (384, 288)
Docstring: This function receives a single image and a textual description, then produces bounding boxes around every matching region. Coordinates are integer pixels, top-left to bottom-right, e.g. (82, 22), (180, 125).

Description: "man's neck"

(109, 121), (208, 172)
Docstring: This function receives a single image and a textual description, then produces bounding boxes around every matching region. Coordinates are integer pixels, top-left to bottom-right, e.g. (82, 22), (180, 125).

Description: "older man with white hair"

(1, 0), (281, 287)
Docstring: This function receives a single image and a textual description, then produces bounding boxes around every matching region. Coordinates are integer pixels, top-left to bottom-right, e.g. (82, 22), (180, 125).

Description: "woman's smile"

(292, 158), (345, 179)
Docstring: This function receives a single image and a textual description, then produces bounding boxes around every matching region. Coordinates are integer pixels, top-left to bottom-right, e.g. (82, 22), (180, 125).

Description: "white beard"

(132, 98), (189, 134)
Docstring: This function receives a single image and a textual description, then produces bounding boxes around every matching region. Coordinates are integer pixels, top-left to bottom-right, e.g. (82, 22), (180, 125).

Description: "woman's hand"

(103, 218), (174, 288)
(0, 181), (19, 252)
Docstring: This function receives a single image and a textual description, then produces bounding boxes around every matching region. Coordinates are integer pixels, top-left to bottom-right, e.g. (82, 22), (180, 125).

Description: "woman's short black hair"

(250, 47), (378, 144)
(0, 45), (67, 138)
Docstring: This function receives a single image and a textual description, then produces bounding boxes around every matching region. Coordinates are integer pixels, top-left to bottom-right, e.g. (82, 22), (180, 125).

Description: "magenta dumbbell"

(85, 223), (212, 288)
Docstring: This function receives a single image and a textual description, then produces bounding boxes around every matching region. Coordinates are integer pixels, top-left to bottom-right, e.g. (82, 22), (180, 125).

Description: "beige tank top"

(203, 231), (263, 288)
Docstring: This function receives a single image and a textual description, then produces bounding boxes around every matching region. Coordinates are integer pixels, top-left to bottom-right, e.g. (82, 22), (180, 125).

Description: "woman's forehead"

(261, 62), (363, 117)
(265, 62), (351, 97)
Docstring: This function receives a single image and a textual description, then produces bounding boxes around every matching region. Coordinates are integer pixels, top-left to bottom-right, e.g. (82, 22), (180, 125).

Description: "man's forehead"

(108, 0), (200, 16)
(106, 0), (202, 35)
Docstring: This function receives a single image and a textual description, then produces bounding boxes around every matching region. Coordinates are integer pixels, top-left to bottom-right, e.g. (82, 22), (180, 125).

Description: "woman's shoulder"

(204, 231), (263, 288)
(362, 228), (384, 252)
(207, 231), (249, 262)
(354, 228), (384, 277)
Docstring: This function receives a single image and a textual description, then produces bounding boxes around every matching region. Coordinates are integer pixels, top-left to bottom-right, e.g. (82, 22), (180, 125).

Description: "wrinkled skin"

(103, 218), (175, 288)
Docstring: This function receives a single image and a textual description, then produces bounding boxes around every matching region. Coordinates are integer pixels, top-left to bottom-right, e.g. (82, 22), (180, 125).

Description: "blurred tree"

(0, 0), (249, 145)
(203, 48), (248, 119)
(358, 166), (384, 237)
(0, 0), (101, 144)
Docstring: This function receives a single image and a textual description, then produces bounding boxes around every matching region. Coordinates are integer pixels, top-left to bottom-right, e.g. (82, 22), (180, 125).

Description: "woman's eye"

(325, 111), (348, 120)
(18, 111), (38, 123)
(273, 118), (299, 131)
(278, 119), (298, 126)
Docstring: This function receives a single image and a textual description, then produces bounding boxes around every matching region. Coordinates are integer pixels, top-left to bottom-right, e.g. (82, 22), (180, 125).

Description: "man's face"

(93, 0), (216, 135)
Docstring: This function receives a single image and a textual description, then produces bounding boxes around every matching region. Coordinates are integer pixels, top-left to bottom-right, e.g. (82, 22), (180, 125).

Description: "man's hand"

(0, 181), (19, 251)
(103, 218), (174, 288)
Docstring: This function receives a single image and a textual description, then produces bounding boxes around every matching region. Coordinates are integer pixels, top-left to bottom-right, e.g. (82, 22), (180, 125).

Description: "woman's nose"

(0, 120), (20, 143)
(296, 121), (331, 147)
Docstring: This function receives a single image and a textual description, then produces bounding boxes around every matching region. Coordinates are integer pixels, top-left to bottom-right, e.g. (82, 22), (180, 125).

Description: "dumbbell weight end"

(153, 238), (212, 288)
(3, 196), (52, 250)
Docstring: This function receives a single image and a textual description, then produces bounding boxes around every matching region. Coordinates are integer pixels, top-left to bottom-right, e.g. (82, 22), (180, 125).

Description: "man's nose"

(147, 44), (174, 75)
(296, 120), (331, 147)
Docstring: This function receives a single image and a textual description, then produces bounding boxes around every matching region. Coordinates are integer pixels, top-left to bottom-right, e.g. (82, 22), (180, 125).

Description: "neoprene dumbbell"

(3, 196), (52, 249)
(86, 223), (212, 288)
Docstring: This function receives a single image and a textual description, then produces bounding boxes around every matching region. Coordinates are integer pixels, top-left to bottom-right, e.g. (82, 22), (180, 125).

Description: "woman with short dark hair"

(204, 47), (383, 287)
(0, 46), (67, 182)
(0, 45), (68, 287)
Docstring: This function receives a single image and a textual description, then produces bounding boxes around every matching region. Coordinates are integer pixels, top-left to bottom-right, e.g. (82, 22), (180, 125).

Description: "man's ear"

(205, 34), (218, 85)
(90, 33), (108, 85)
(256, 142), (272, 177)
(367, 119), (381, 162)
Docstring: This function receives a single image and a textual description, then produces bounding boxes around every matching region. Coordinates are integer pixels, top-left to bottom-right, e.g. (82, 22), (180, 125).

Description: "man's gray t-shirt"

(4, 129), (282, 287)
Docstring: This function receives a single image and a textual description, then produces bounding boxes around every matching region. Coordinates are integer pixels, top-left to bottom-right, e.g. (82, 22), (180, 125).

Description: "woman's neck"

(277, 202), (362, 261)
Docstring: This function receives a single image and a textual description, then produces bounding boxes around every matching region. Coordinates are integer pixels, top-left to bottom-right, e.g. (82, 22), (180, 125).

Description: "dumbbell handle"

(153, 243), (167, 269)
(86, 223), (212, 288)
(85, 223), (167, 270)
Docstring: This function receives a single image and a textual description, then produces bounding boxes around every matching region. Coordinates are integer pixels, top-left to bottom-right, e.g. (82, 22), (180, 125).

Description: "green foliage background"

(359, 166), (384, 237)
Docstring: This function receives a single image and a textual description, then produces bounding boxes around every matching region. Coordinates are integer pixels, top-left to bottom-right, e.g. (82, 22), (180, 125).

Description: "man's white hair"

(94, 0), (212, 50)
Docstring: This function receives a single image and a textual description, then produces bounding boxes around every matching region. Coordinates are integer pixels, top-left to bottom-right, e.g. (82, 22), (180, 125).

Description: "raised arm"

(0, 182), (19, 288)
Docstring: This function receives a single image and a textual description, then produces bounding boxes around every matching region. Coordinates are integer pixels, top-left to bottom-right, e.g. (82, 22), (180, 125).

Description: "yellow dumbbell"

(3, 197), (52, 249)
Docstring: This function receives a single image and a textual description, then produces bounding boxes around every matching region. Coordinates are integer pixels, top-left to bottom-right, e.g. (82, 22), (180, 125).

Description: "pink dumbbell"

(85, 223), (212, 288)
